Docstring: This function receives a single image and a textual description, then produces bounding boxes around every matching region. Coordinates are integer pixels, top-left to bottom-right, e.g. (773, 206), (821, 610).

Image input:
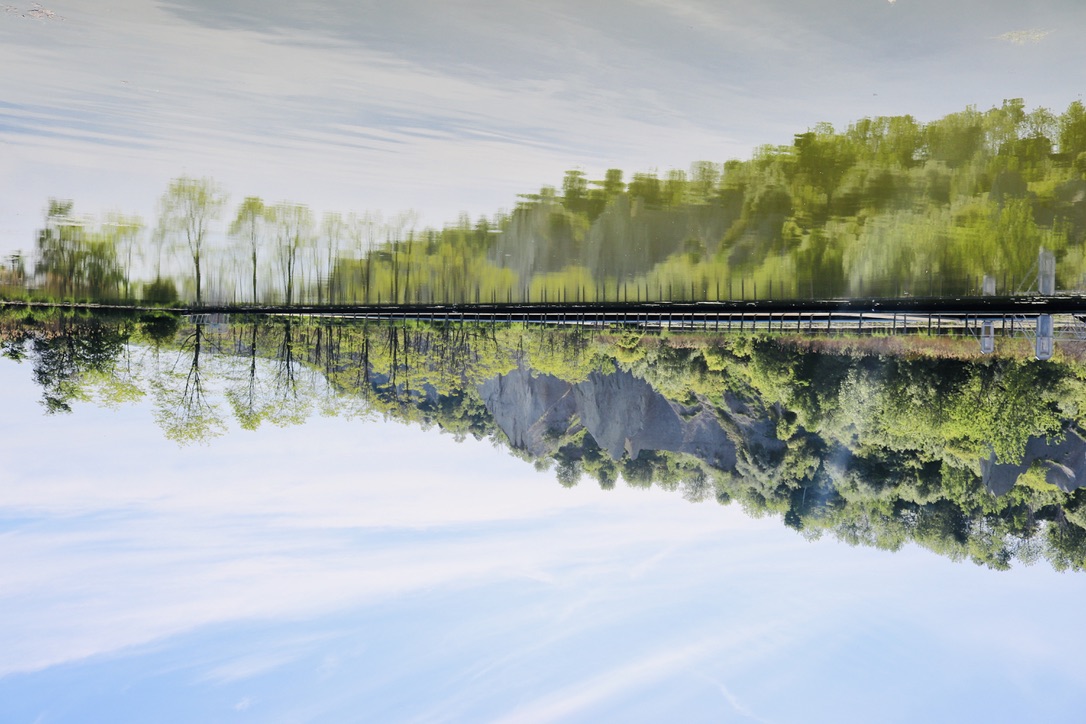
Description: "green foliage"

(8, 312), (1086, 572)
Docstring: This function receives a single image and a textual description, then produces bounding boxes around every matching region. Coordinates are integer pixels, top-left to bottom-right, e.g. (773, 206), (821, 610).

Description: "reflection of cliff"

(492, 195), (743, 279)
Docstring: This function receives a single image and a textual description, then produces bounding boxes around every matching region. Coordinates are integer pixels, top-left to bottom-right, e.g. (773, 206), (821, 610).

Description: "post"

(1036, 314), (1054, 360)
(981, 320), (994, 354)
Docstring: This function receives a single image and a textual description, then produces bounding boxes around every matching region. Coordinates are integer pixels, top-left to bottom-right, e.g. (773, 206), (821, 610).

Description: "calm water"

(6, 1), (1086, 721)
(5, 2), (1086, 305)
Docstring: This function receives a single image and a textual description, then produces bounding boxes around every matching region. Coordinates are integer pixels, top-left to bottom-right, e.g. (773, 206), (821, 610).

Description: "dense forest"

(4, 98), (1086, 305)
(5, 308), (1086, 572)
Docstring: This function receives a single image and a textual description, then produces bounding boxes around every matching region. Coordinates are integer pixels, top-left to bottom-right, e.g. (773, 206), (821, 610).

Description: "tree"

(157, 176), (226, 306)
(151, 322), (225, 444)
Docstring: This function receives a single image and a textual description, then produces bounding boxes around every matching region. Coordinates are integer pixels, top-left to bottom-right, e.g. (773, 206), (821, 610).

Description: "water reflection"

(6, 310), (1086, 573)
(5, 99), (1086, 306)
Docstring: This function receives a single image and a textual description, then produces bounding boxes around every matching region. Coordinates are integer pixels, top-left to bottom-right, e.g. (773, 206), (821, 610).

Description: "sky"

(3, 338), (1086, 720)
(2, 0), (1085, 257)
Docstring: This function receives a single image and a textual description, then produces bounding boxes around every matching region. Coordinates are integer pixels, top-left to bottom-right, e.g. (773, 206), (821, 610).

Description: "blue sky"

(3, 348), (1086, 721)
(2, 0), (1085, 257)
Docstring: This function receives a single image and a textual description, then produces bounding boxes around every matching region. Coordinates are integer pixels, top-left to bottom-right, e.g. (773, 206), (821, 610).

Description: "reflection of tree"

(35, 200), (124, 300)
(102, 212), (143, 301)
(1, 251), (26, 289)
(157, 177), (227, 306)
(270, 203), (314, 306)
(317, 212), (344, 304)
(18, 99), (1086, 307)
(35, 200), (83, 299)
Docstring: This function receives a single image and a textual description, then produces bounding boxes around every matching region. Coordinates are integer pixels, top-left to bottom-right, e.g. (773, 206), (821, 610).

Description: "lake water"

(6, 1), (1086, 721)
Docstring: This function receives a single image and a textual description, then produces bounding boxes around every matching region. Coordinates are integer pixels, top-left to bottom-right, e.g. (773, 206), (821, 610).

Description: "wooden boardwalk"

(6, 295), (1086, 322)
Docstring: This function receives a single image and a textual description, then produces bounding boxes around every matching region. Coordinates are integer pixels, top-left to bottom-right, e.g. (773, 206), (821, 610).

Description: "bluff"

(478, 363), (785, 472)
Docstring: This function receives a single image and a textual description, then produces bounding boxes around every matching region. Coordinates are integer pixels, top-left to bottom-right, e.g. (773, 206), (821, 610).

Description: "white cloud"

(490, 628), (777, 723)
(0, 356), (776, 677)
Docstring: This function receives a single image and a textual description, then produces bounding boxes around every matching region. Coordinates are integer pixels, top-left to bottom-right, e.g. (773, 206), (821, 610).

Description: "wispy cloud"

(0, 368), (765, 677)
(491, 638), (722, 723)
(490, 626), (781, 724)
(700, 673), (774, 723)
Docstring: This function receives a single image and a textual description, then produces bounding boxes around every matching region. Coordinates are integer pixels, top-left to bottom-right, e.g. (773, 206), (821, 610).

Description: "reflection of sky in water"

(3, 353), (1086, 720)
(2, 0), (1085, 252)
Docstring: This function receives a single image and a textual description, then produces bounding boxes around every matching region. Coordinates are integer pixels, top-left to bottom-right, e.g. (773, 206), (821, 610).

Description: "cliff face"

(478, 364), (747, 470)
(471, 356), (1086, 499)
(476, 366), (579, 455)
(982, 428), (1086, 495)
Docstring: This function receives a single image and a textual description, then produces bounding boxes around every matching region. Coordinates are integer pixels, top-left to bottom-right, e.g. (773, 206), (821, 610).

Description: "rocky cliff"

(478, 363), (769, 471)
